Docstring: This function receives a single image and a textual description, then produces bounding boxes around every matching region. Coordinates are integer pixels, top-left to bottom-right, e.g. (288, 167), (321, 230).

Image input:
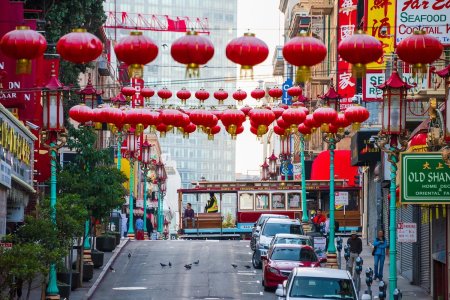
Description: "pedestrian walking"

(346, 231), (362, 276)
(373, 229), (388, 281)
(120, 212), (128, 238)
(135, 217), (144, 240)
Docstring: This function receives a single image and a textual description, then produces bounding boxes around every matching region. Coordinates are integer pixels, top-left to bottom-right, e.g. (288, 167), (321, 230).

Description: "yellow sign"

(366, 0), (396, 69)
(0, 119), (32, 165)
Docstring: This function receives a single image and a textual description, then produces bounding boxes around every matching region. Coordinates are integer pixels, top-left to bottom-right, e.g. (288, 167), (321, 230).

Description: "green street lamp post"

(139, 139), (153, 239)
(125, 129), (139, 239)
(374, 57), (412, 298)
(155, 159), (167, 234)
(41, 65), (66, 300)
(300, 135), (308, 223)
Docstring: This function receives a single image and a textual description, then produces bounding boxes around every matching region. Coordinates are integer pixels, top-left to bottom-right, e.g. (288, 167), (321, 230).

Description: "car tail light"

(268, 267), (280, 275)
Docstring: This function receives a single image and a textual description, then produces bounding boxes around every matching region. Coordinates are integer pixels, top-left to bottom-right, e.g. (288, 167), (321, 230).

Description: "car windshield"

(289, 276), (356, 299)
(270, 248), (317, 262)
(258, 215), (286, 226)
(262, 223), (302, 236)
(275, 237), (311, 246)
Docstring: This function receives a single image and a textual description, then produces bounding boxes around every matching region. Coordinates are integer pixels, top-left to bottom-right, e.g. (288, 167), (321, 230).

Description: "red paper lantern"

(176, 88), (191, 105)
(344, 105), (370, 130)
(282, 33), (327, 83)
(298, 123), (312, 138)
(282, 108), (307, 133)
(114, 31), (158, 78)
(233, 89), (247, 105)
(210, 110), (223, 120)
(156, 123), (171, 137)
(274, 125), (288, 137)
(171, 31), (214, 77)
(206, 125), (221, 140)
(279, 103), (289, 109)
(251, 88), (266, 101)
(331, 113), (351, 133)
(69, 104), (93, 124)
(287, 86), (302, 97)
(240, 105), (252, 117)
(338, 30), (383, 77)
(277, 117), (289, 129)
(213, 88), (228, 105)
(181, 123), (197, 138)
(304, 114), (320, 130)
(272, 107), (285, 118)
(160, 109), (189, 128)
(56, 28), (103, 64)
(396, 30), (444, 75)
(221, 109), (246, 138)
(0, 25), (47, 74)
(157, 87), (172, 103)
(189, 109), (217, 129)
(225, 33), (269, 78)
(140, 87), (155, 99)
(195, 88), (210, 103)
(268, 87), (283, 100)
(142, 109), (161, 129)
(313, 107), (338, 132)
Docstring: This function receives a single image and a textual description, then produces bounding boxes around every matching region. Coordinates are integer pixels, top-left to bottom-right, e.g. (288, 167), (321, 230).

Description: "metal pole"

(157, 184), (163, 233)
(83, 220), (90, 250)
(117, 132), (122, 170)
(143, 170), (148, 235)
(327, 140), (336, 254)
(300, 135), (308, 222)
(46, 145), (59, 297)
(127, 157), (135, 238)
(389, 151), (398, 299)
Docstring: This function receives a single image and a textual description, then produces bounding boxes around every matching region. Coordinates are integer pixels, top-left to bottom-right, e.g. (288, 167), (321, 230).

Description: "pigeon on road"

(244, 265), (252, 269)
(193, 260), (199, 265)
(128, 253), (131, 258)
(109, 266), (115, 272)
(160, 263), (167, 267)
(184, 264), (192, 269)
(168, 262), (172, 267)
(231, 264), (238, 268)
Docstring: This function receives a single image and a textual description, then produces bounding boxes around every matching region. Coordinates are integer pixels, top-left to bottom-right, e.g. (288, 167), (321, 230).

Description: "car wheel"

(250, 238), (255, 251)
(252, 252), (262, 269)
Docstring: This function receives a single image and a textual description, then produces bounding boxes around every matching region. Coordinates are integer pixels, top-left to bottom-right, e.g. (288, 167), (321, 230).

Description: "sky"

(235, 0), (283, 175)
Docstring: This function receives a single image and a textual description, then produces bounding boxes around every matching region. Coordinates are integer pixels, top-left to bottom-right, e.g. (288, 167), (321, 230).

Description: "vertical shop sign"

(337, 0), (357, 99)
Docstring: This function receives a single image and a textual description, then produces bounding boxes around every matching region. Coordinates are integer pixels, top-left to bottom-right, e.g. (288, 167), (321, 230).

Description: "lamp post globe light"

(139, 139), (153, 239)
(40, 64), (67, 300)
(260, 159), (269, 181)
(155, 159), (167, 234)
(374, 56), (413, 297)
(125, 128), (140, 239)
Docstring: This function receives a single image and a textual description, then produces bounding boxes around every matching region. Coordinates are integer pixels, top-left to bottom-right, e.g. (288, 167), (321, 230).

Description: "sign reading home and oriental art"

(400, 153), (450, 203)
(396, 0), (450, 45)
(397, 222), (417, 242)
(365, 0), (396, 69)
(337, 0), (357, 99)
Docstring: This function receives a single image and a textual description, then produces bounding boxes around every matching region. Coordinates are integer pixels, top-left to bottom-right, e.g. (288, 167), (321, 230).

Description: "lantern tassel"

(186, 63), (200, 78)
(412, 64), (427, 77)
(320, 123), (329, 132)
(351, 63), (366, 78)
(240, 65), (254, 80)
(16, 59), (32, 74)
(295, 66), (311, 83)
(257, 125), (268, 137)
(352, 122), (361, 131)
(128, 64), (144, 78)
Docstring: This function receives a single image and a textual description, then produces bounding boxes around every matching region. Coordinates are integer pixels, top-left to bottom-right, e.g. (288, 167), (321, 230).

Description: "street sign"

(313, 237), (327, 251)
(293, 163), (301, 180)
(335, 192), (349, 206)
(0, 242), (12, 250)
(397, 222), (417, 243)
(400, 153), (450, 204)
(282, 78), (293, 105)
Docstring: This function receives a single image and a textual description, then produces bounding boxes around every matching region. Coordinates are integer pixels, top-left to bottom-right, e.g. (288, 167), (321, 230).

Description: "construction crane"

(103, 11), (209, 34)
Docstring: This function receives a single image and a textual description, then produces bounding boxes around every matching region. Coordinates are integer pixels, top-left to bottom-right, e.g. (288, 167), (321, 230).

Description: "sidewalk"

(352, 239), (431, 300)
(28, 238), (128, 300)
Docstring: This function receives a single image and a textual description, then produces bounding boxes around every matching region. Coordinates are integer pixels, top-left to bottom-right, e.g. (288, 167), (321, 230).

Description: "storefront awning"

(310, 150), (359, 186)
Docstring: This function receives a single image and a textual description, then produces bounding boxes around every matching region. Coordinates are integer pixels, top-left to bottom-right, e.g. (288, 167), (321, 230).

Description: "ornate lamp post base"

(45, 295), (61, 300)
(127, 233), (135, 239)
(326, 252), (339, 269)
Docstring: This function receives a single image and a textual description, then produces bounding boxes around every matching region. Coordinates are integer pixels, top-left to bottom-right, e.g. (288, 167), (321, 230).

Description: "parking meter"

(365, 267), (373, 296)
(393, 288), (402, 300)
(354, 257), (363, 293)
(378, 280), (387, 300)
(344, 244), (350, 261)
(336, 237), (343, 269)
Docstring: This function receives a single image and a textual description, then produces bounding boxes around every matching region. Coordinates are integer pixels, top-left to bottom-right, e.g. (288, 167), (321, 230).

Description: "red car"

(261, 244), (324, 290)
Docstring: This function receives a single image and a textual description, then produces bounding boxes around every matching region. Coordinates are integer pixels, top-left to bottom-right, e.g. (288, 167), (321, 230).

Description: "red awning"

(310, 150), (359, 186)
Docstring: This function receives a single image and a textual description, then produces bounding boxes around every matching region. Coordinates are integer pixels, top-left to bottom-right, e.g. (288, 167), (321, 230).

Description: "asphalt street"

(92, 240), (275, 300)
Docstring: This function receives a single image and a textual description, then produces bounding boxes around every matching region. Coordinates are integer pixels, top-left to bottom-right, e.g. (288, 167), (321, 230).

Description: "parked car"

(262, 244), (323, 290)
(250, 214), (289, 251)
(275, 268), (358, 300)
(252, 218), (304, 269)
(269, 233), (312, 248)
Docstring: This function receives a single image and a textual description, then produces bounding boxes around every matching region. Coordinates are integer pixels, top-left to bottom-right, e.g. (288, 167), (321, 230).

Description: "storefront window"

(255, 193), (269, 210)
(288, 193), (301, 209)
(272, 193), (286, 209)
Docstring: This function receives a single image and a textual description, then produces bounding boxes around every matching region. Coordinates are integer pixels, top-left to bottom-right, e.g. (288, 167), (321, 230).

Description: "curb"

(85, 238), (130, 300)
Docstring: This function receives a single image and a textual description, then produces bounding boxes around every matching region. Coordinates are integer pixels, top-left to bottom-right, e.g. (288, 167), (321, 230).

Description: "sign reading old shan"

(400, 153), (450, 204)
(396, 0), (450, 45)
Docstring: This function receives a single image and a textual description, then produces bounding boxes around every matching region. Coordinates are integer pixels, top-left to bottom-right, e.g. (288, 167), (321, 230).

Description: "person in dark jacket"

(373, 230), (388, 280)
(346, 231), (362, 276)
(183, 203), (195, 228)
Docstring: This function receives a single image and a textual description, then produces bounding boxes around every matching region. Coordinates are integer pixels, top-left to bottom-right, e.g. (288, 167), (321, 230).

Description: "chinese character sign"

(131, 77), (144, 108)
(365, 0), (396, 69)
(396, 0), (450, 45)
(337, 0), (357, 99)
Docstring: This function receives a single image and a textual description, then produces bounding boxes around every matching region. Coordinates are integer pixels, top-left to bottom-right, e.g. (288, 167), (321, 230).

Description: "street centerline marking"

(112, 287), (148, 290)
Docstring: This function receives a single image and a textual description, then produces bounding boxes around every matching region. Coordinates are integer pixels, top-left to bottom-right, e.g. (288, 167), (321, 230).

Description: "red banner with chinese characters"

(337, 0), (357, 100)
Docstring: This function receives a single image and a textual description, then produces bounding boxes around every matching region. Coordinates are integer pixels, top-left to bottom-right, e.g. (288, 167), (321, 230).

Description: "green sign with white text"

(400, 153), (450, 204)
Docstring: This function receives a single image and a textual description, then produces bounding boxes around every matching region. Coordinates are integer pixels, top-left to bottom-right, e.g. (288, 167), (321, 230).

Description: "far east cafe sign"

(400, 153), (450, 204)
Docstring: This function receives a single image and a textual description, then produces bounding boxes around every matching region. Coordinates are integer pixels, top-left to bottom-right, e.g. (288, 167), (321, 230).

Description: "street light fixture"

(124, 128), (139, 239)
(260, 159), (269, 181)
(155, 159), (167, 234)
(267, 151), (278, 180)
(40, 64), (66, 300)
(374, 56), (413, 296)
(139, 139), (153, 239)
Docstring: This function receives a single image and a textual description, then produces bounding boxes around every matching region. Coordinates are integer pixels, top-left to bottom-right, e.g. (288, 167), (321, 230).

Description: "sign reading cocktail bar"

(400, 153), (450, 203)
